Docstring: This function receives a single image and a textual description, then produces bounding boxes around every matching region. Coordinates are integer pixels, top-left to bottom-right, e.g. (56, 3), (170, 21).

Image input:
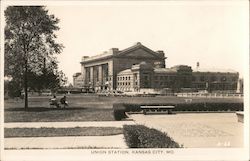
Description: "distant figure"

(60, 95), (68, 108)
(50, 95), (60, 108)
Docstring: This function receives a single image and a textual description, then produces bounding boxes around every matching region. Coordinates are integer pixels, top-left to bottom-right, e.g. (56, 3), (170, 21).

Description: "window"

(232, 77), (237, 81)
(125, 77), (127, 80)
(155, 76), (159, 80)
(221, 76), (227, 82)
(128, 82), (130, 85)
(128, 76), (130, 80)
(192, 76), (196, 81)
(160, 76), (163, 80)
(200, 76), (205, 82)
(210, 76), (217, 82)
(134, 74), (138, 80)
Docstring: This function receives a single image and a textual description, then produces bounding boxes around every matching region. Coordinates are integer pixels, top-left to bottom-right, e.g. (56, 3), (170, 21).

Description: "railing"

(176, 93), (243, 98)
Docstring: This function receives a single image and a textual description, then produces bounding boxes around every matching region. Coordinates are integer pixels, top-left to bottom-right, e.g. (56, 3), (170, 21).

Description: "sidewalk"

(5, 121), (134, 149)
(5, 121), (135, 128)
(5, 135), (127, 149)
(130, 113), (243, 148)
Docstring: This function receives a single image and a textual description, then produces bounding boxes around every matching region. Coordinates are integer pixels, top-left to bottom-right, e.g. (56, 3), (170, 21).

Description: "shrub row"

(174, 102), (243, 111)
(113, 102), (243, 120)
(123, 125), (181, 148)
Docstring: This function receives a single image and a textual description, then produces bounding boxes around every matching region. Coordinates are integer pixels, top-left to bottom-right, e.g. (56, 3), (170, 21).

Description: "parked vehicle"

(97, 90), (125, 97)
(40, 90), (52, 96)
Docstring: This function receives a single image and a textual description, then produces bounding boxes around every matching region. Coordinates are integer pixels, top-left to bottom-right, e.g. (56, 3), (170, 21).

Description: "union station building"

(75, 42), (240, 93)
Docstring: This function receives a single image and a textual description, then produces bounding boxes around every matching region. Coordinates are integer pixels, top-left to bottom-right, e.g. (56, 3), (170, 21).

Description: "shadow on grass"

(5, 107), (87, 112)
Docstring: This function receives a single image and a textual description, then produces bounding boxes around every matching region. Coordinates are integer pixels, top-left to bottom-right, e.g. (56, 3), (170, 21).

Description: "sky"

(45, 1), (248, 84)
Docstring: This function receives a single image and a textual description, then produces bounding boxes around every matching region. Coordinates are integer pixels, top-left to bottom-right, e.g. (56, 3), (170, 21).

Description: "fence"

(176, 93), (243, 98)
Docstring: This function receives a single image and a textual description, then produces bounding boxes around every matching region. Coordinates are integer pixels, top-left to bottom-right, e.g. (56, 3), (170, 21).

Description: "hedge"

(113, 105), (127, 121)
(174, 102), (243, 111)
(123, 125), (181, 148)
(113, 102), (243, 120)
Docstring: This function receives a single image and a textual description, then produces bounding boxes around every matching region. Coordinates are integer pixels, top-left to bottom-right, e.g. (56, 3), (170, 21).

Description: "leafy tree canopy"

(5, 6), (63, 76)
(4, 6), (66, 105)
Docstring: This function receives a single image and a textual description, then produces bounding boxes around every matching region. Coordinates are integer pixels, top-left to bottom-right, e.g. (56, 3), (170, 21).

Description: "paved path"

(130, 113), (243, 148)
(5, 121), (135, 128)
(5, 121), (134, 149)
(5, 135), (127, 149)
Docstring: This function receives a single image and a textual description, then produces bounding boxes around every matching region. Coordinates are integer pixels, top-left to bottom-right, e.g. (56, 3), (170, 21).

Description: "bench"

(141, 105), (175, 115)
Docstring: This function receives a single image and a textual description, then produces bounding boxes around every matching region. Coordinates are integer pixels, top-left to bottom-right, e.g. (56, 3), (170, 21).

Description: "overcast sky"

(45, 1), (248, 84)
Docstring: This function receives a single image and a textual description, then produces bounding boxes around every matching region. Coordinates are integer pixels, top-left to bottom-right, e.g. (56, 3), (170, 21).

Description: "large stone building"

(80, 42), (166, 91)
(78, 42), (239, 93)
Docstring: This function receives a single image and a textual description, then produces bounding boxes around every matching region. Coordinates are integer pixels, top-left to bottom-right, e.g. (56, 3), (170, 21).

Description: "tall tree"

(5, 6), (64, 109)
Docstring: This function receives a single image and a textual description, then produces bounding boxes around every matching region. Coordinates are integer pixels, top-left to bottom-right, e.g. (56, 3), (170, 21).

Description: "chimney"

(196, 62), (200, 69)
(156, 50), (165, 58)
(82, 56), (89, 61)
(109, 48), (119, 55)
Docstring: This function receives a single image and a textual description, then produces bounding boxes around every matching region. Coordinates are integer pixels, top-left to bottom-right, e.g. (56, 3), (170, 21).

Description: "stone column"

(81, 64), (86, 86)
(98, 65), (103, 86)
(108, 61), (113, 90)
(90, 67), (94, 87)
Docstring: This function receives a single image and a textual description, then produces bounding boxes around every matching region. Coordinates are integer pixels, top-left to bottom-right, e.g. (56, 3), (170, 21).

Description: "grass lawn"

(5, 108), (115, 122)
(5, 94), (243, 109)
(4, 95), (243, 122)
(5, 127), (123, 138)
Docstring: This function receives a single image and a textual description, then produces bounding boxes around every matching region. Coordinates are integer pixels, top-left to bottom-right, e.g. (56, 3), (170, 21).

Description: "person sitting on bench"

(50, 95), (60, 108)
(60, 95), (68, 108)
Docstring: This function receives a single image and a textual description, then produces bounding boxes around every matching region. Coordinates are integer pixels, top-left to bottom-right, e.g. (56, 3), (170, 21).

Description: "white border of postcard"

(1, 0), (249, 161)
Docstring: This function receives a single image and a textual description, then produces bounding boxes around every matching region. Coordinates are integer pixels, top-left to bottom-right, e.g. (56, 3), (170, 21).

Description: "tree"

(27, 60), (68, 93)
(5, 6), (64, 109)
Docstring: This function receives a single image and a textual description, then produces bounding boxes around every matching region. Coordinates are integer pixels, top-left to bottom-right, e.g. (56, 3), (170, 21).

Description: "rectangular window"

(200, 76), (205, 82)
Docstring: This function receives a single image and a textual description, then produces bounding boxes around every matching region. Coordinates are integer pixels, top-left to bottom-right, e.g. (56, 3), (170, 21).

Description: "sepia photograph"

(1, 0), (249, 161)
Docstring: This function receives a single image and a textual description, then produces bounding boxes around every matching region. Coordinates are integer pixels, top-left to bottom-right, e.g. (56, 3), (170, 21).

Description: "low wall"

(177, 93), (243, 98)
(236, 112), (244, 123)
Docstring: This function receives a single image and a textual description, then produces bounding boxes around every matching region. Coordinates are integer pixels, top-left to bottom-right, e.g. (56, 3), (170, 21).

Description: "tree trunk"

(24, 58), (28, 109)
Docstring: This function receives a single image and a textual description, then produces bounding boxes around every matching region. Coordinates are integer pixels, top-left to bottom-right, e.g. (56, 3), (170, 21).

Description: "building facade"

(79, 42), (239, 93)
(192, 68), (239, 92)
(80, 42), (166, 91)
(73, 72), (84, 87)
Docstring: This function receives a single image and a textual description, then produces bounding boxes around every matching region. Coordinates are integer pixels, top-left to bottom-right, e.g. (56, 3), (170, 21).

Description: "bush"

(123, 125), (181, 148)
(113, 103), (142, 120)
(113, 104), (127, 121)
